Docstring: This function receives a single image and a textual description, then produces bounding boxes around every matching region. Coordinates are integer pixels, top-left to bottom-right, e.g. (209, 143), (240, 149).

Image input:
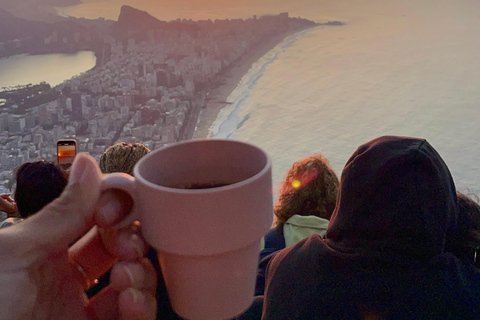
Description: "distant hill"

(113, 5), (166, 40)
(53, 20), (87, 33)
(0, 0), (81, 7)
(113, 5), (204, 41)
(0, 8), (51, 42)
(116, 5), (163, 28)
(34, 0), (82, 6)
(0, 3), (319, 60)
(0, 7), (91, 42)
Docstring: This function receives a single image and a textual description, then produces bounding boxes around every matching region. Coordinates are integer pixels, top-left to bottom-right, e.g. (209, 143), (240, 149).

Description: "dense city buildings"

(0, 6), (318, 193)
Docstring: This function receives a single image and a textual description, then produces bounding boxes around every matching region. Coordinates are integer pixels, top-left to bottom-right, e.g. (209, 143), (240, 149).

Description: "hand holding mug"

(0, 154), (157, 320)
(102, 139), (273, 320)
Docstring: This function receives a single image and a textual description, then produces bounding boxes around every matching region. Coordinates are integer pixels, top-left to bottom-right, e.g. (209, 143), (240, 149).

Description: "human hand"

(0, 194), (17, 215)
(0, 154), (157, 320)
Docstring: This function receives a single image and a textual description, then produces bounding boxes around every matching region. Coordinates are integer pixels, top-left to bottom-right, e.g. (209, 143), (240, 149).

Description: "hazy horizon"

(55, 0), (354, 22)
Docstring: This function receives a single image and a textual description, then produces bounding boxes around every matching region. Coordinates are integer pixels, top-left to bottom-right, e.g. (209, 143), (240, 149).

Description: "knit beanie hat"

(99, 142), (151, 176)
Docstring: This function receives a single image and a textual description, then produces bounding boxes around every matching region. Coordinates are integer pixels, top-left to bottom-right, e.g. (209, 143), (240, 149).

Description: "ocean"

(52, 0), (480, 195)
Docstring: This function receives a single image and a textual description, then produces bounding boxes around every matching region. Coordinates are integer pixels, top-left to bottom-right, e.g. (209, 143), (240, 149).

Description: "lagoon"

(0, 51), (96, 89)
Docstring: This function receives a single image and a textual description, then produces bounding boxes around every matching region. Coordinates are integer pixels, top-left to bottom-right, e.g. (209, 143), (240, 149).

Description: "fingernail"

(69, 153), (101, 186)
(123, 265), (135, 287)
(99, 200), (120, 225)
(67, 154), (102, 212)
(68, 153), (88, 185)
(126, 288), (143, 304)
(130, 233), (144, 258)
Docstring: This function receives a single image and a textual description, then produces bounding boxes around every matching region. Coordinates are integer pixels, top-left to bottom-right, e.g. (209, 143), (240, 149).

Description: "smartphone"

(57, 139), (77, 170)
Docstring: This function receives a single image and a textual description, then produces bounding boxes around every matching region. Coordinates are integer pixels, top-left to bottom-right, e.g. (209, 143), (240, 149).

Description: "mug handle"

(101, 172), (139, 229)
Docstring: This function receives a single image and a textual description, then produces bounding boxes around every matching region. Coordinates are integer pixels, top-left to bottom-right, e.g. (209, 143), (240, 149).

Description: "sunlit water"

(208, 1), (480, 196)
(0, 51), (96, 89)
(36, 0), (480, 196)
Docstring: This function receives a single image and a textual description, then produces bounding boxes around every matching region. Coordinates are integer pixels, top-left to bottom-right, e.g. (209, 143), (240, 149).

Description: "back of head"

(14, 160), (68, 218)
(275, 154), (339, 224)
(453, 192), (480, 265)
(326, 136), (458, 259)
(264, 137), (480, 320)
(99, 142), (151, 175)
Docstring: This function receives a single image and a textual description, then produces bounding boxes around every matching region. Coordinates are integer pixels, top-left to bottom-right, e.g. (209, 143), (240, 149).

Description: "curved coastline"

(193, 25), (321, 139)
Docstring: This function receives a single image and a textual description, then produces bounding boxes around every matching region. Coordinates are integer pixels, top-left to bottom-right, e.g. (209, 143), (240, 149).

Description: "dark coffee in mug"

(172, 182), (231, 189)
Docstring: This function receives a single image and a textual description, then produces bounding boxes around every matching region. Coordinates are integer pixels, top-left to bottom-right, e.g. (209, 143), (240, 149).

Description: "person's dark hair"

(454, 191), (480, 266)
(99, 142), (151, 176)
(274, 154), (339, 225)
(14, 160), (68, 218)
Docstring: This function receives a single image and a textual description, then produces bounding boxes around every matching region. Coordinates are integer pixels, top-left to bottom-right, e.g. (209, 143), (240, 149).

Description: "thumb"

(16, 153), (103, 260)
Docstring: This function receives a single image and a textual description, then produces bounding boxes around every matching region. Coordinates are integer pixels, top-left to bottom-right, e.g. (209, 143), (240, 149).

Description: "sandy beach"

(193, 26), (316, 139)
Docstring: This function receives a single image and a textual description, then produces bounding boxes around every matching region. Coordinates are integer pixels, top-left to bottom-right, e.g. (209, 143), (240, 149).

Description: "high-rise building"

(71, 93), (83, 121)
(156, 70), (169, 87)
(138, 64), (146, 77)
(25, 112), (36, 129)
(8, 120), (22, 133)
(57, 94), (67, 109)
(0, 113), (7, 132)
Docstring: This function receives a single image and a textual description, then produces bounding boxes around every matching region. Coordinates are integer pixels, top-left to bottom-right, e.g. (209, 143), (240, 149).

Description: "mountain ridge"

(0, 8), (51, 42)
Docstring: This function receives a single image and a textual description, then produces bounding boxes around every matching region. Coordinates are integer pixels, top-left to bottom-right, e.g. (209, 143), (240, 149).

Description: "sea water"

(208, 1), (480, 196)
(48, 0), (480, 195)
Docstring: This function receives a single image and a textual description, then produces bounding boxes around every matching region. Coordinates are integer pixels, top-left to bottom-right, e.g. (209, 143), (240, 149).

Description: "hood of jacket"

(325, 136), (458, 259)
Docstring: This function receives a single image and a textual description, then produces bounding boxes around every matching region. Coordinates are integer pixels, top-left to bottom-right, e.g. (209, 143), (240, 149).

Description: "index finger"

(95, 189), (134, 228)
(0, 194), (12, 200)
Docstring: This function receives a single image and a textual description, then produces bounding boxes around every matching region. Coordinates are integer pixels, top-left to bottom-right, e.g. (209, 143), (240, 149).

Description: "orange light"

(292, 180), (301, 189)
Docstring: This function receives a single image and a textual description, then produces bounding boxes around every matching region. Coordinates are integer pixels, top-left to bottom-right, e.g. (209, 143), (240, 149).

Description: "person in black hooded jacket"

(262, 136), (480, 320)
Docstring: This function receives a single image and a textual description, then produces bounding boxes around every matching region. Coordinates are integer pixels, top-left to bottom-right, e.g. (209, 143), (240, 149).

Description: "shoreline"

(193, 25), (318, 139)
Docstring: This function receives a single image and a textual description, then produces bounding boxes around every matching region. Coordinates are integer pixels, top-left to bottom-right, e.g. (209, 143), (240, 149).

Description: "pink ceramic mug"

(102, 139), (273, 320)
